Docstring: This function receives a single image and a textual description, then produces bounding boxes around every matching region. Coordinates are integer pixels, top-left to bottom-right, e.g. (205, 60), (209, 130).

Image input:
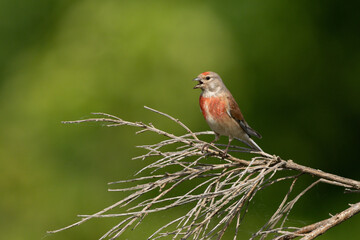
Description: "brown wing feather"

(227, 95), (262, 139)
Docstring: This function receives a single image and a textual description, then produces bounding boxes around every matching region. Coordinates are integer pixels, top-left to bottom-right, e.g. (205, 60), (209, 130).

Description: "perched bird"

(193, 71), (262, 154)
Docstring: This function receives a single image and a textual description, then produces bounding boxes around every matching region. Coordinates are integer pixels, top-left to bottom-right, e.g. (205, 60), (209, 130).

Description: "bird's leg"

(222, 137), (233, 158)
(202, 133), (220, 153)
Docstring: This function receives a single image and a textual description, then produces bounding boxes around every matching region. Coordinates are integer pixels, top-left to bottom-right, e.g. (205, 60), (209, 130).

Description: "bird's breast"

(199, 96), (228, 121)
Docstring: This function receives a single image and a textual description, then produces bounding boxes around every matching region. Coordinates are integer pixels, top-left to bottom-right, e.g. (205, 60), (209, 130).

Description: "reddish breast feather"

(199, 96), (209, 119)
(199, 96), (227, 120)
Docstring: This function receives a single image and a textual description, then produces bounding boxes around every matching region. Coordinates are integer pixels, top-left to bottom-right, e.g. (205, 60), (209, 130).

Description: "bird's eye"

(205, 76), (211, 80)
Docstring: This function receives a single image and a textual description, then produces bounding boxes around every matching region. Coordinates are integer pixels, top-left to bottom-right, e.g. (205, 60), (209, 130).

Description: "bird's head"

(193, 71), (225, 93)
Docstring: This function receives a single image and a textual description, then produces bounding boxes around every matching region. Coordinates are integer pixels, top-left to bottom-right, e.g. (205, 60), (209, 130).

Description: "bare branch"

(278, 202), (360, 240)
(282, 160), (360, 190)
(144, 106), (199, 141)
(50, 107), (360, 239)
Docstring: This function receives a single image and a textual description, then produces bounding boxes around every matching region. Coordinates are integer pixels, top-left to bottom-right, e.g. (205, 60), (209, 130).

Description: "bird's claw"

(221, 151), (228, 159)
(201, 143), (210, 153)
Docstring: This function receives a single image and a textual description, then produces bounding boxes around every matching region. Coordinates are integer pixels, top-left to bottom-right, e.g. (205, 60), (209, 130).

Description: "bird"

(193, 71), (263, 155)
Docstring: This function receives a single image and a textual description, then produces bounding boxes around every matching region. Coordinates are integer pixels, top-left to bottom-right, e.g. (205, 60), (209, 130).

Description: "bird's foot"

(201, 143), (210, 153)
(221, 151), (229, 159)
(221, 145), (231, 159)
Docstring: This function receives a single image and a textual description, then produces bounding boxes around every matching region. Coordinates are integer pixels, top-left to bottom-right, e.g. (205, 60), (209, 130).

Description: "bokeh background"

(1, 0), (359, 239)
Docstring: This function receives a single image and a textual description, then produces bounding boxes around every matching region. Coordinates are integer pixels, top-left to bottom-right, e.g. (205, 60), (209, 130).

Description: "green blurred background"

(1, 0), (359, 239)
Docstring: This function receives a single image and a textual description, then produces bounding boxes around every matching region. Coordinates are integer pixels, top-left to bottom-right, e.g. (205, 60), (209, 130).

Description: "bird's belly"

(206, 115), (244, 139)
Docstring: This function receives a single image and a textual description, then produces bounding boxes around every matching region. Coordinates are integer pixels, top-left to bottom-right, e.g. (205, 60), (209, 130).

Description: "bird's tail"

(247, 138), (263, 152)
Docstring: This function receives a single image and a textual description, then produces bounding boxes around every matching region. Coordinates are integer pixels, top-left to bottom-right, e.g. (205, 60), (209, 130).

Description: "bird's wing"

(226, 95), (262, 139)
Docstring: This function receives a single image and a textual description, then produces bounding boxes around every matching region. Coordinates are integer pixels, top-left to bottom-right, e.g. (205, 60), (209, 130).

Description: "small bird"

(193, 71), (263, 155)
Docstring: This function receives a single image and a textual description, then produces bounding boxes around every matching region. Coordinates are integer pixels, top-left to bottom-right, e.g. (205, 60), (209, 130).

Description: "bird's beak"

(193, 77), (202, 89)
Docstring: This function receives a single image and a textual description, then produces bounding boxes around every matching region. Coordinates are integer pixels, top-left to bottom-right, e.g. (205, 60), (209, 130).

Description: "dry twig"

(47, 107), (360, 239)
